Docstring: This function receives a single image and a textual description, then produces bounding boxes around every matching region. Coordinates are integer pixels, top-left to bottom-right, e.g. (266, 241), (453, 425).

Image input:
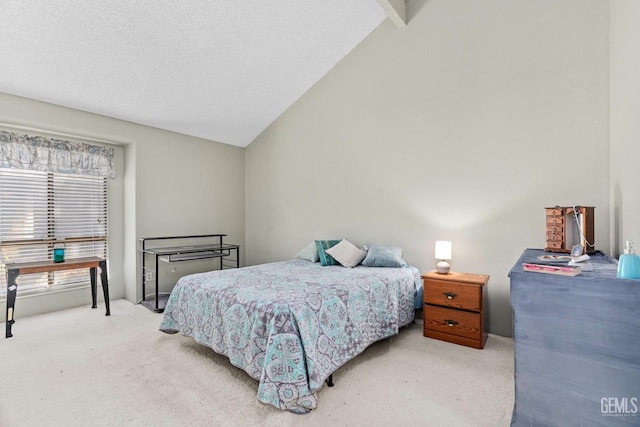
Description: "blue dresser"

(510, 249), (640, 426)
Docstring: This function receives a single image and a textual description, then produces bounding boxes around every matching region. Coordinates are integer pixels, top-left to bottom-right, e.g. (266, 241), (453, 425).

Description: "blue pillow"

(361, 245), (407, 268)
(315, 240), (341, 266)
(295, 241), (319, 262)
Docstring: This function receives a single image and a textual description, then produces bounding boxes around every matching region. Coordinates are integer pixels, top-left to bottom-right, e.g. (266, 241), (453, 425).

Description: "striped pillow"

(314, 240), (341, 266)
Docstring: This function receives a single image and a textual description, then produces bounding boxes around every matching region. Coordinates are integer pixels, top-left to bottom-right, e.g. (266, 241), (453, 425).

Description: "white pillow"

(325, 239), (367, 268)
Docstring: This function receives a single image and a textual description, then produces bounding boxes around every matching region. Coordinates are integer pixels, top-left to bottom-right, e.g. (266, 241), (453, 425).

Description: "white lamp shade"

(435, 241), (452, 260)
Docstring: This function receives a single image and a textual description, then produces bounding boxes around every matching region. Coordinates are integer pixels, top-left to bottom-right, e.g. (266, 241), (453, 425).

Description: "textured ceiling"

(0, 1), (387, 147)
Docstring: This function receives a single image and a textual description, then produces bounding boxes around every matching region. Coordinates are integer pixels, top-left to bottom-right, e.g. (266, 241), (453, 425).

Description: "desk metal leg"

(155, 254), (160, 312)
(99, 260), (110, 316)
(90, 267), (97, 309)
(141, 248), (146, 302)
(5, 269), (19, 338)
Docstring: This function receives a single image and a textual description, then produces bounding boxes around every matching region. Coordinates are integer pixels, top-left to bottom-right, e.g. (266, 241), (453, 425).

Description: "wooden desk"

(5, 257), (110, 338)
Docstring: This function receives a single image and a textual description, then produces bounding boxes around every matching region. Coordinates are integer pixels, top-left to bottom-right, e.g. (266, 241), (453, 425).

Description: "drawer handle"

(445, 320), (458, 327)
(443, 292), (457, 300)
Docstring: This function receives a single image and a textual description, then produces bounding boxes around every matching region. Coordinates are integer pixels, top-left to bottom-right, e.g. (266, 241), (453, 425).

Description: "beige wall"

(246, 0), (610, 337)
(132, 130), (245, 301)
(2, 0), (628, 339)
(610, 0), (640, 257)
(0, 92), (245, 317)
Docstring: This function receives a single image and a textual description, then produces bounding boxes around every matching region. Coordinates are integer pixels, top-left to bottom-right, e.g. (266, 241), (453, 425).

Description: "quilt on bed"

(159, 259), (419, 413)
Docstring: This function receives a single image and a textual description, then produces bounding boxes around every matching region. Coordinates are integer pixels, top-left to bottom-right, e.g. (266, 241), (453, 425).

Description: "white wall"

(246, 0), (610, 337)
(610, 0), (640, 257)
(0, 92), (245, 317)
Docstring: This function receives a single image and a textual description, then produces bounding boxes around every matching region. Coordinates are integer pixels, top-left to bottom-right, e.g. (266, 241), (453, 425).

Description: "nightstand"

(421, 271), (489, 349)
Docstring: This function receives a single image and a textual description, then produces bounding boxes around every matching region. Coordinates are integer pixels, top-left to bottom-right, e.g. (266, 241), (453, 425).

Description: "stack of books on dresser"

(522, 263), (582, 276)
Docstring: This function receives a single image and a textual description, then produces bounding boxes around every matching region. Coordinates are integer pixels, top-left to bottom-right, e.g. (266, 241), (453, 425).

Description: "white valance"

(0, 130), (115, 178)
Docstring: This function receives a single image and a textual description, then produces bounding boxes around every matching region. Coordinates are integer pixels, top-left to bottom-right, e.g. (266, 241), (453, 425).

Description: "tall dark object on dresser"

(509, 249), (640, 426)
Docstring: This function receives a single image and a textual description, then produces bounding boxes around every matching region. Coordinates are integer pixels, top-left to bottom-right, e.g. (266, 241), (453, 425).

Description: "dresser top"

(421, 271), (489, 285)
(509, 248), (617, 280)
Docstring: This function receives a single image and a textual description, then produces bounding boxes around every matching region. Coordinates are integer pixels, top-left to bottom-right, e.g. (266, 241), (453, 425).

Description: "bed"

(159, 258), (421, 413)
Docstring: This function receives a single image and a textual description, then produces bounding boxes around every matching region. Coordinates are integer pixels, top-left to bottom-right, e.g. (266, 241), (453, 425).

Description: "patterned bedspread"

(159, 259), (419, 413)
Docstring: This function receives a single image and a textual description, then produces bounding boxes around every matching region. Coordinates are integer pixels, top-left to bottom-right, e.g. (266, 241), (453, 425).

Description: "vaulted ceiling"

(0, 1), (400, 147)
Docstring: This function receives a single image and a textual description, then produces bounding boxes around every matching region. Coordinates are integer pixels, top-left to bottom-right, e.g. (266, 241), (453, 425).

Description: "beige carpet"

(0, 300), (514, 426)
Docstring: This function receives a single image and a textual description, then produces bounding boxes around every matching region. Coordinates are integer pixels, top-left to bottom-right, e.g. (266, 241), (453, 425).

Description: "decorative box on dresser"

(545, 206), (595, 254)
(421, 271), (489, 349)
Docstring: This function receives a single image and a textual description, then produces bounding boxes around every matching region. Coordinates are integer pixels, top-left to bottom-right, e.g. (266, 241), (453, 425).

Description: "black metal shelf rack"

(139, 234), (239, 313)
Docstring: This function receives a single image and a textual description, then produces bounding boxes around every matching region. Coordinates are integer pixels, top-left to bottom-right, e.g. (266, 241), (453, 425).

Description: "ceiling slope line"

(377, 0), (407, 28)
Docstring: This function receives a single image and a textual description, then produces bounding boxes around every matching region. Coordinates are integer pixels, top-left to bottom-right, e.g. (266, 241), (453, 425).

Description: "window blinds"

(0, 168), (108, 294)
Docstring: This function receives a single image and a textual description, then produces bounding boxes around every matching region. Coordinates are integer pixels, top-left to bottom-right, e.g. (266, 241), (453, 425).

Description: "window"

(0, 168), (108, 294)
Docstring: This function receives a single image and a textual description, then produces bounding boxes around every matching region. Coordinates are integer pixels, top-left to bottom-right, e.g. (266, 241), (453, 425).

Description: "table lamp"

(435, 240), (452, 274)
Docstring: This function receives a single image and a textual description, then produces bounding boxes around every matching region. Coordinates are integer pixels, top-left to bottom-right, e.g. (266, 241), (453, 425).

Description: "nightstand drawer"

(423, 279), (481, 311)
(424, 305), (482, 341)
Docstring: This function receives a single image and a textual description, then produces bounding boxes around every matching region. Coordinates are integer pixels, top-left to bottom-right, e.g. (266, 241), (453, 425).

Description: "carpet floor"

(0, 299), (514, 426)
